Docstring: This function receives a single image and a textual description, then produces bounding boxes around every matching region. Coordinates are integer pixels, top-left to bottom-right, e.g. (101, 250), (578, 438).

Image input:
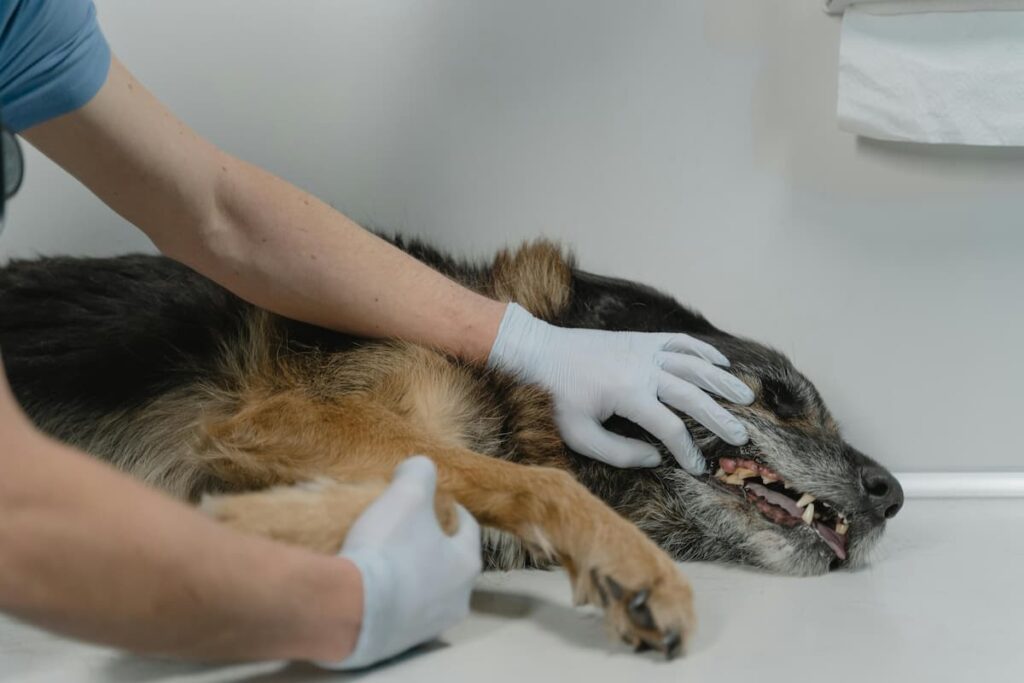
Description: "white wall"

(4, 1), (1022, 472)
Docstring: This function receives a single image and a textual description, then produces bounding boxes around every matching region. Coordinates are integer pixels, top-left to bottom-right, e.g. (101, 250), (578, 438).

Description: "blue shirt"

(0, 0), (110, 132)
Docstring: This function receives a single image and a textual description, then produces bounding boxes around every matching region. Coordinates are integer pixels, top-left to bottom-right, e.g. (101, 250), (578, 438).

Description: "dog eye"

(760, 378), (803, 420)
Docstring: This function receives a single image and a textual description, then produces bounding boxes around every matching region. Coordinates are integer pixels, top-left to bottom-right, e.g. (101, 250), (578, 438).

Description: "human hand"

(318, 456), (482, 670)
(488, 303), (754, 473)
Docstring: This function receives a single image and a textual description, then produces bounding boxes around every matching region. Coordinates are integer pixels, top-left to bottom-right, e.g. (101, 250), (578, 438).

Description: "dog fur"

(0, 238), (903, 656)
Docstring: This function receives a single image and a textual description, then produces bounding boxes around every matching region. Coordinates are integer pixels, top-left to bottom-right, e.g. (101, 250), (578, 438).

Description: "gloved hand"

(318, 456), (482, 670)
(488, 303), (755, 473)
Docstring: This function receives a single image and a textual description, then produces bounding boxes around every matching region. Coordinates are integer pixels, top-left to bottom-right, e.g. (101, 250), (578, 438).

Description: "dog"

(0, 238), (903, 658)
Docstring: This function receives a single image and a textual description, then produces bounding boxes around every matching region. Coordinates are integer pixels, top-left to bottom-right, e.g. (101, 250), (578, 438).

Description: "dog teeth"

(720, 467), (758, 486)
(801, 503), (815, 525)
(715, 461), (845, 533)
(734, 467), (758, 480)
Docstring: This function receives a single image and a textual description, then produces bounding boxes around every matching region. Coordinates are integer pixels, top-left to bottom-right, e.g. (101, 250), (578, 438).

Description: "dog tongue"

(814, 522), (848, 561)
(744, 483), (848, 561)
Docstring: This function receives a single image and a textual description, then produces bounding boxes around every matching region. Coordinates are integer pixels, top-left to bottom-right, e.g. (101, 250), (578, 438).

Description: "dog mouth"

(706, 456), (849, 561)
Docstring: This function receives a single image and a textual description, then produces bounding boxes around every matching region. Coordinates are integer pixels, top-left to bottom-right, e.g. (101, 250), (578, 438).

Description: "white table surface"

(2, 498), (1022, 683)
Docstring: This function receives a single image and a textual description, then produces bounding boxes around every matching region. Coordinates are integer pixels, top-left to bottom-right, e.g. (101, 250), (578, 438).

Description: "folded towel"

(832, 0), (1024, 145)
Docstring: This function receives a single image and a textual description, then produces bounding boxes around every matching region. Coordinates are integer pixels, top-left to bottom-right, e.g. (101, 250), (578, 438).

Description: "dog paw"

(574, 553), (694, 659)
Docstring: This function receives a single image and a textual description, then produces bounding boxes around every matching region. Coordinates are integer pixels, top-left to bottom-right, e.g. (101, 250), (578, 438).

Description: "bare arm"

(0, 367), (361, 662)
(7, 54), (487, 661)
(22, 57), (506, 363)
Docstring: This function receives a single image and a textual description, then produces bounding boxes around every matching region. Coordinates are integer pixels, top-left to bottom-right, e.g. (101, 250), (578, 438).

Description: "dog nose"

(861, 464), (904, 519)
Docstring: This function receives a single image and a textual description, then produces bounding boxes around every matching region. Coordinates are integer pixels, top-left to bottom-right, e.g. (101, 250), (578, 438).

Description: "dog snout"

(860, 464), (904, 519)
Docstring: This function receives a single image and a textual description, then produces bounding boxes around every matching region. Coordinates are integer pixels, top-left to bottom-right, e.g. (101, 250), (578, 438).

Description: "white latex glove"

(488, 303), (755, 473)
(318, 456), (482, 670)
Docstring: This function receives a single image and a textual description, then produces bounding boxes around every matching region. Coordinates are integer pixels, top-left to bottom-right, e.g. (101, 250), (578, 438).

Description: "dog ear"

(489, 241), (573, 320)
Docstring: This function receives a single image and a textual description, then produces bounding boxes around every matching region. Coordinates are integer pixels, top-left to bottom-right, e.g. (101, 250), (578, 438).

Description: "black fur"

(0, 255), (247, 415)
(0, 241), (902, 576)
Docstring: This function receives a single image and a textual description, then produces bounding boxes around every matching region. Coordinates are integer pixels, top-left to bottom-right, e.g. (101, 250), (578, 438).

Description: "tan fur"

(200, 478), (460, 554)
(96, 243), (693, 654)
(199, 391), (694, 650)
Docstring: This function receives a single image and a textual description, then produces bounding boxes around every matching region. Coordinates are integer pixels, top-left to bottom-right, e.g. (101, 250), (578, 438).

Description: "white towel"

(830, 1), (1024, 145)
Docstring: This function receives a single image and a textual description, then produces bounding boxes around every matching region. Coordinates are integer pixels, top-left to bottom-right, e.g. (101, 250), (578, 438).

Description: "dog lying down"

(0, 238), (903, 659)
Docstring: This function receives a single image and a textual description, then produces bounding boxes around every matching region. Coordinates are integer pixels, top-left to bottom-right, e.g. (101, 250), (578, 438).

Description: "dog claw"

(594, 575), (685, 660)
(628, 588), (649, 610)
(662, 630), (682, 660)
(590, 568), (608, 607)
(627, 589), (656, 631)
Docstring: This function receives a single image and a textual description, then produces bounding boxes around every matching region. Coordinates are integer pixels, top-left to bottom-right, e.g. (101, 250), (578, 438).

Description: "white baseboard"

(896, 472), (1024, 498)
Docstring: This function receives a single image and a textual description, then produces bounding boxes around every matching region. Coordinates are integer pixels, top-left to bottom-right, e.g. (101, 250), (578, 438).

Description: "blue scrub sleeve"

(0, 0), (111, 132)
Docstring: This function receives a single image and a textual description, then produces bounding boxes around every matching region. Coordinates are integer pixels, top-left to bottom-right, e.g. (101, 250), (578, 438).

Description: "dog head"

(563, 271), (903, 576)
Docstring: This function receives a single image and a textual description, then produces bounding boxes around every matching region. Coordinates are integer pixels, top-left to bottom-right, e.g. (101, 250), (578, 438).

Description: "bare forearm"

(187, 156), (506, 361)
(0, 392), (359, 662)
(23, 57), (506, 363)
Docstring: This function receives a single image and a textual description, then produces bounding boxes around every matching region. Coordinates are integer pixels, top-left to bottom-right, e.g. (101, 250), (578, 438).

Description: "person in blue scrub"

(0, 0), (753, 668)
